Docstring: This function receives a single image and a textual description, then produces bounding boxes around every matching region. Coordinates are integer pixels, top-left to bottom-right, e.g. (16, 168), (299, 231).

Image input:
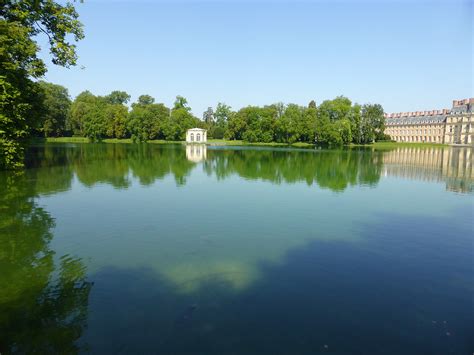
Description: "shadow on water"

(79, 209), (473, 355)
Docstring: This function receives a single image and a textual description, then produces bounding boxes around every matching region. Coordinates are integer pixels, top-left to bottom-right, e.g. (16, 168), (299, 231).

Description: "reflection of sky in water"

(43, 147), (472, 293)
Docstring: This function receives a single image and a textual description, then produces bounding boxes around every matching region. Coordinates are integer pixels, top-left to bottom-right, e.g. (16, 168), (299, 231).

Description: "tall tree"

(0, 0), (84, 169)
(127, 95), (169, 142)
(69, 91), (98, 137)
(37, 81), (71, 137)
(173, 95), (191, 112)
(214, 103), (232, 127)
(203, 107), (214, 124)
(105, 104), (128, 139)
(362, 104), (385, 141)
(137, 94), (154, 106)
(105, 91), (131, 105)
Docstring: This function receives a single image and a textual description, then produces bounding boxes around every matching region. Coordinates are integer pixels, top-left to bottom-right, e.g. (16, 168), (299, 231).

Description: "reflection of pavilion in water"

(186, 144), (207, 162)
(382, 147), (473, 193)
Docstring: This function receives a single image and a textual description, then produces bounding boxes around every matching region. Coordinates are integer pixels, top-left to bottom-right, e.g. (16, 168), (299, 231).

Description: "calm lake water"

(1, 143), (473, 354)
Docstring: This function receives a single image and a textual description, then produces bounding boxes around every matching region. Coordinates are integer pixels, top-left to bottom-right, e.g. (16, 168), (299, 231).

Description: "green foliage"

(127, 96), (169, 142)
(69, 91), (104, 140)
(138, 94), (154, 106)
(274, 104), (314, 143)
(83, 101), (107, 142)
(203, 107), (214, 124)
(215, 103), (232, 126)
(173, 95), (190, 112)
(105, 104), (128, 139)
(37, 81), (71, 137)
(68, 90), (95, 136)
(362, 103), (385, 141)
(227, 106), (277, 142)
(69, 90), (131, 141)
(167, 107), (200, 140)
(221, 97), (383, 146)
(105, 90), (131, 105)
(210, 126), (225, 139)
(0, 0), (83, 169)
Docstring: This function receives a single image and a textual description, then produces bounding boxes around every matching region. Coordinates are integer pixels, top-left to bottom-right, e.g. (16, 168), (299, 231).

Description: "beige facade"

(444, 112), (473, 145)
(385, 122), (446, 143)
(384, 98), (473, 146)
(186, 128), (207, 143)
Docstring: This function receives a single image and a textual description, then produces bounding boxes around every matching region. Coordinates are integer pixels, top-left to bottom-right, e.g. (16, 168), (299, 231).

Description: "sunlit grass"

(352, 141), (448, 149)
(43, 137), (450, 149)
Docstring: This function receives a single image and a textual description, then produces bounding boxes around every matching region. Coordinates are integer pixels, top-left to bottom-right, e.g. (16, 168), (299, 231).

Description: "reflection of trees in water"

(22, 144), (473, 193)
(0, 173), (92, 354)
(203, 148), (384, 191)
(27, 144), (385, 192)
(28, 143), (197, 188)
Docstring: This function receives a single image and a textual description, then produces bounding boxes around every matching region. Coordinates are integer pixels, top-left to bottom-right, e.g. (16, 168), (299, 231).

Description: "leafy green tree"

(303, 105), (317, 142)
(68, 91), (92, 136)
(315, 97), (356, 145)
(37, 81), (71, 137)
(82, 100), (107, 142)
(318, 96), (353, 122)
(173, 95), (191, 112)
(203, 107), (214, 124)
(105, 104), (128, 139)
(350, 104), (363, 144)
(127, 96), (169, 142)
(138, 94), (155, 106)
(0, 0), (84, 169)
(69, 91), (100, 138)
(226, 107), (250, 140)
(362, 104), (385, 141)
(166, 108), (199, 140)
(210, 103), (232, 139)
(215, 103), (232, 127)
(228, 106), (276, 142)
(274, 104), (315, 143)
(105, 91), (131, 105)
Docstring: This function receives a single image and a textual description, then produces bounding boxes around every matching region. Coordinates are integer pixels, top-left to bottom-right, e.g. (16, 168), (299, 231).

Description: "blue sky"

(40, 0), (472, 116)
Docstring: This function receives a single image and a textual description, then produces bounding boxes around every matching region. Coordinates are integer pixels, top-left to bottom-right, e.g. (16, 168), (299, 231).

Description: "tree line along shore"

(24, 82), (389, 145)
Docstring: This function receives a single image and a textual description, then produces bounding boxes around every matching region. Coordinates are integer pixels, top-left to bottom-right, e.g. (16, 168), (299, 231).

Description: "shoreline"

(35, 137), (453, 149)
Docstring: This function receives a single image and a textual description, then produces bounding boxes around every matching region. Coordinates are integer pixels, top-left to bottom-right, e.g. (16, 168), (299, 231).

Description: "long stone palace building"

(384, 98), (473, 145)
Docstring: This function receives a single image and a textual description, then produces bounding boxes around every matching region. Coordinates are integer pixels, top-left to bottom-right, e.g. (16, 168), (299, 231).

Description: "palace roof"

(386, 114), (446, 125)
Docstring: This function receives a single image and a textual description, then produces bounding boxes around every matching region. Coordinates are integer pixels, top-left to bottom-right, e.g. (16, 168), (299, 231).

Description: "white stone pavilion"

(186, 128), (207, 143)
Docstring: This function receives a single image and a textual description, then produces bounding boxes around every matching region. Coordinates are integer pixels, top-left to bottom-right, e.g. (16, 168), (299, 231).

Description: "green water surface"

(0, 143), (472, 354)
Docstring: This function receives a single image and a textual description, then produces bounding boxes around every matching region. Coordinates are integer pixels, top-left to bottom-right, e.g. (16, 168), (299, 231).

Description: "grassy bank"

(352, 142), (449, 149)
(207, 139), (314, 148)
(43, 137), (181, 144)
(42, 137), (314, 148)
(40, 137), (450, 149)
